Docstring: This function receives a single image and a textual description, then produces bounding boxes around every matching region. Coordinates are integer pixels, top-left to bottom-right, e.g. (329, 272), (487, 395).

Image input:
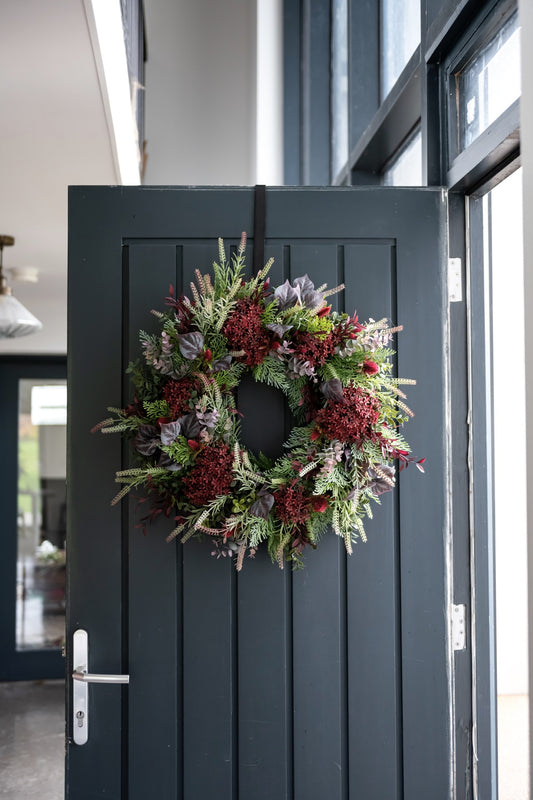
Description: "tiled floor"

(0, 681), (529, 798)
(0, 680), (64, 800)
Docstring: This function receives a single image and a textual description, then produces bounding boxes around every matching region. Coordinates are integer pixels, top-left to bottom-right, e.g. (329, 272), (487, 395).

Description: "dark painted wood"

(127, 244), (180, 799)
(448, 192), (474, 799)
(289, 245), (347, 800)
(68, 186), (450, 800)
(180, 243), (237, 800)
(0, 357), (66, 681)
(394, 188), (449, 799)
(237, 243), (293, 800)
(344, 244), (403, 800)
(67, 189), (125, 798)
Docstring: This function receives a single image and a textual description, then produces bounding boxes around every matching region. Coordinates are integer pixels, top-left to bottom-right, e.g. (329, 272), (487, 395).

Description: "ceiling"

(0, 0), (118, 355)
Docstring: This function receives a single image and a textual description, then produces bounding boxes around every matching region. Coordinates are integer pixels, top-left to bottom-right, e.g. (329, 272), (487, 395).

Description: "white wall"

(520, 0), (533, 790)
(143, 0), (258, 185)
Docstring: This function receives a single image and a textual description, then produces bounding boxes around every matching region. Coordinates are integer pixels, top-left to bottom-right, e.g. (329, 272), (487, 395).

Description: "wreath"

(95, 234), (423, 569)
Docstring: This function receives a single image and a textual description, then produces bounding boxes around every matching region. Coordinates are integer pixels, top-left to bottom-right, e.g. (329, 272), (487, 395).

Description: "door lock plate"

(72, 629), (129, 745)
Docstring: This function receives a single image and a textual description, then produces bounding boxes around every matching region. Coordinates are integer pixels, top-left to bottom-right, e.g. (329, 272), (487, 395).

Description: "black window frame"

(284, 0), (519, 192)
(283, 2), (522, 798)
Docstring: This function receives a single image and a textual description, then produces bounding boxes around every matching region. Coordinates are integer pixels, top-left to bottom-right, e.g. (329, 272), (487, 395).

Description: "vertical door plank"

(344, 243), (403, 800)
(395, 195), (449, 799)
(237, 244), (293, 799)
(127, 243), (180, 800)
(67, 189), (124, 797)
(182, 543), (236, 800)
(181, 243), (236, 800)
(290, 244), (347, 800)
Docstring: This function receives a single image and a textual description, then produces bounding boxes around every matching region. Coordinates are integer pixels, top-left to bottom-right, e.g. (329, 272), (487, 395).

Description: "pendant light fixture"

(0, 235), (43, 338)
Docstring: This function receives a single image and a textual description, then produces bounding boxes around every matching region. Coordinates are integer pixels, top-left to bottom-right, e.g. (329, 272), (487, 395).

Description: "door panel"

(67, 186), (449, 799)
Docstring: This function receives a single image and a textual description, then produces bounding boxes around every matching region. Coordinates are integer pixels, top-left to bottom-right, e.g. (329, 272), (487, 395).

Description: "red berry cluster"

(163, 378), (194, 418)
(183, 442), (234, 506)
(222, 298), (272, 367)
(292, 330), (335, 366)
(314, 384), (381, 444)
(273, 485), (311, 525)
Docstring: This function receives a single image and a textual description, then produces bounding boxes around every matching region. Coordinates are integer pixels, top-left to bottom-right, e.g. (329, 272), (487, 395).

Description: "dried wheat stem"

(343, 530), (353, 555)
(236, 542), (246, 571)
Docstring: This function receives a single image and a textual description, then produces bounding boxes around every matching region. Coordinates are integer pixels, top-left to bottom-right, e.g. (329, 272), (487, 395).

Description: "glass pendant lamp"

(0, 235), (43, 338)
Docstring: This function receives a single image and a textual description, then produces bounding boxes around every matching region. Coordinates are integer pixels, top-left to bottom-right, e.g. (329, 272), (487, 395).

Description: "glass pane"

(381, 0), (420, 99)
(382, 129), (422, 186)
(485, 168), (530, 799)
(16, 379), (67, 651)
(458, 12), (521, 151)
(331, 0), (349, 178)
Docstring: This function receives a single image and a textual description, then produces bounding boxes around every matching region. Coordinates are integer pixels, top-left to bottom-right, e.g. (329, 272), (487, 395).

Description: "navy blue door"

(67, 187), (450, 799)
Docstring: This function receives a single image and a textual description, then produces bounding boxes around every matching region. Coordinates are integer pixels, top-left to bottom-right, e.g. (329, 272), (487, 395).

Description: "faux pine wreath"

(96, 235), (423, 569)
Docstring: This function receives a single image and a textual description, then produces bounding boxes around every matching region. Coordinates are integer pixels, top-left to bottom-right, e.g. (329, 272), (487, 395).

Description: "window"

(457, 10), (520, 152)
(331, 0), (349, 177)
(382, 128), (422, 186)
(381, 0), (421, 99)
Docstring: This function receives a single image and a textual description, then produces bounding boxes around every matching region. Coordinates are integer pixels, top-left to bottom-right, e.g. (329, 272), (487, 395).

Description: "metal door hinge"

(448, 258), (462, 303)
(451, 604), (467, 651)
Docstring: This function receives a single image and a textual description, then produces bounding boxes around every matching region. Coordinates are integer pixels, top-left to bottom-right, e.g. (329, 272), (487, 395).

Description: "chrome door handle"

(73, 669), (129, 684)
(72, 628), (129, 745)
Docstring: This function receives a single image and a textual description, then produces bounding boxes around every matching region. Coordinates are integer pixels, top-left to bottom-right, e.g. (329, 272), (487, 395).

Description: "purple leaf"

(134, 425), (160, 456)
(177, 331), (204, 360)
(274, 280), (301, 310)
(320, 378), (345, 402)
(178, 412), (201, 439)
(367, 465), (395, 496)
(266, 322), (293, 338)
(158, 451), (182, 471)
(293, 274), (324, 310)
(160, 420), (181, 445)
(249, 491), (275, 519)
(212, 354), (232, 372)
(196, 409), (220, 429)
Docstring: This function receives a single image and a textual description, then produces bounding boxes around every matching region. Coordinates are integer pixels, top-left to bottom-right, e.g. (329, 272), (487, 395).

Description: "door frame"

(0, 355), (67, 681)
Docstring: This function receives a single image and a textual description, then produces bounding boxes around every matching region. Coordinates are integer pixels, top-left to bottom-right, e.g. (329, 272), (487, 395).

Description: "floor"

(0, 680), (64, 800)
(0, 682), (529, 798)
(498, 694), (530, 800)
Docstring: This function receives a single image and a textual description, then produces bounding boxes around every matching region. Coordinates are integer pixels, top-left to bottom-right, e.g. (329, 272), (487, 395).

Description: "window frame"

(282, 3), (522, 798)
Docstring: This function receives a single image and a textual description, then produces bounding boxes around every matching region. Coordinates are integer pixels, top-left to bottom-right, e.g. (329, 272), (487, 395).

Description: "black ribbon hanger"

(253, 184), (266, 273)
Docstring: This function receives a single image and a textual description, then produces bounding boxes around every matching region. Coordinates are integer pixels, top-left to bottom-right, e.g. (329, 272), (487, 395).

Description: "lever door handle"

(73, 668), (129, 684)
(72, 629), (129, 745)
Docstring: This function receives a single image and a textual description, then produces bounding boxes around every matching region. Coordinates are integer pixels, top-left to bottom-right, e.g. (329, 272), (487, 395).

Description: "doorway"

(469, 166), (530, 799)
(0, 357), (67, 680)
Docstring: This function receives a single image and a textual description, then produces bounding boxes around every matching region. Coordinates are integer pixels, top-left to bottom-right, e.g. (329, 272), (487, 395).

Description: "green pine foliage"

(252, 357), (290, 390)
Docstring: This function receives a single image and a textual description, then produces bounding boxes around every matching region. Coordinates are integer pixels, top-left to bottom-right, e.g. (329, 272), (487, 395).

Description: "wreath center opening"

(237, 373), (295, 462)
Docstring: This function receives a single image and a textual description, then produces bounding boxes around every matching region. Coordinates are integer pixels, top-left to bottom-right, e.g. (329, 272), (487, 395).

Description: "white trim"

(83, 0), (141, 186)
(256, 0), (284, 185)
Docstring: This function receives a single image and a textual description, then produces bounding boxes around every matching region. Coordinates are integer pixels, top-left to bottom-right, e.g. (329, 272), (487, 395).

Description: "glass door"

(0, 358), (67, 680)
